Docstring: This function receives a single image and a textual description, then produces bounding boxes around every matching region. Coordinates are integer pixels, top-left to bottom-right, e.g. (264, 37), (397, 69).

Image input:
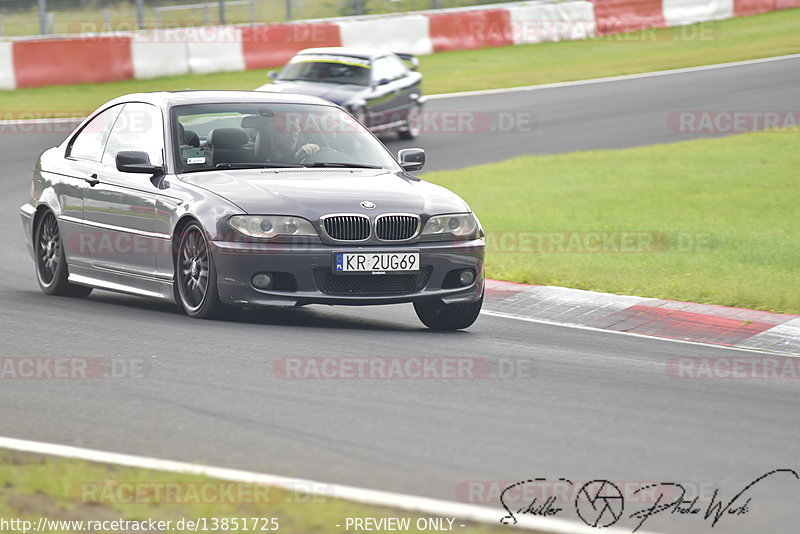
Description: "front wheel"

(34, 210), (92, 297)
(414, 295), (483, 331)
(176, 223), (222, 319)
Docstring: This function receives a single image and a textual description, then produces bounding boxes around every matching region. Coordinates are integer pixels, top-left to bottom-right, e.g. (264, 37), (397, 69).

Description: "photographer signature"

(499, 469), (799, 531)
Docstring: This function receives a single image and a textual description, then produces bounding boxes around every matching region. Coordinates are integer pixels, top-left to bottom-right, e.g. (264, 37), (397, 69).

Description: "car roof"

(296, 47), (393, 60)
(100, 90), (334, 111)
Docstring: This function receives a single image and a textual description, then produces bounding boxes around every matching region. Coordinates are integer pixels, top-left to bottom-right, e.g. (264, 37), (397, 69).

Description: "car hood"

(256, 81), (364, 105)
(179, 168), (470, 220)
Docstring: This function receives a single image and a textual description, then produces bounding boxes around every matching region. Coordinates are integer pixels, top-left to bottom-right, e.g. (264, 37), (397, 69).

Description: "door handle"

(86, 174), (100, 187)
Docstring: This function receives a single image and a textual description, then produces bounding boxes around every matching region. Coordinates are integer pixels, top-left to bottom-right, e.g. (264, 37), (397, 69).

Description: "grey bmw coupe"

(20, 91), (485, 329)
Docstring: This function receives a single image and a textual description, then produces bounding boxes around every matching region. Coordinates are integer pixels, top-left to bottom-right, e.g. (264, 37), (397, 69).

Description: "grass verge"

(0, 449), (512, 534)
(421, 131), (800, 314)
(1, 8), (798, 117)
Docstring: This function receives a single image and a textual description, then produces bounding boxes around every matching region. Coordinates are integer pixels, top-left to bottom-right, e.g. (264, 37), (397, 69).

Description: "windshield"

(277, 55), (370, 85)
(172, 103), (399, 173)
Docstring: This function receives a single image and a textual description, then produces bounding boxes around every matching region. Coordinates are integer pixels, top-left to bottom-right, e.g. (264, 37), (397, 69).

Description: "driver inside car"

(269, 116), (320, 164)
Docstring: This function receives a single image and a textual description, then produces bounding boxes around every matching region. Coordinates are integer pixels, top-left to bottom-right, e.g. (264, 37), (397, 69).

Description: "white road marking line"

(429, 54), (800, 100)
(0, 436), (661, 534)
(480, 309), (798, 357)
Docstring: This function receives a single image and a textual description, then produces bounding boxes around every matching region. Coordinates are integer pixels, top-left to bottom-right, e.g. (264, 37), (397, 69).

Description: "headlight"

(421, 213), (480, 239)
(228, 215), (317, 239)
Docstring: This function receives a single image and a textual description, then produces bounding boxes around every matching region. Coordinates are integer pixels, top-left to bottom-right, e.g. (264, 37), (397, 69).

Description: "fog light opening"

(458, 269), (475, 286)
(252, 273), (274, 290)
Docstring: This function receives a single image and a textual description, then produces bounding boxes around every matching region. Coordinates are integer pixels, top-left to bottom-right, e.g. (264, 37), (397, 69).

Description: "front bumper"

(211, 238), (484, 307)
(19, 203), (35, 260)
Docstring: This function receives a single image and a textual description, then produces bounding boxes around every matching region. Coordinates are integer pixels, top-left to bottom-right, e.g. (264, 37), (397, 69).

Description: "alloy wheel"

(178, 226), (210, 312)
(36, 212), (60, 286)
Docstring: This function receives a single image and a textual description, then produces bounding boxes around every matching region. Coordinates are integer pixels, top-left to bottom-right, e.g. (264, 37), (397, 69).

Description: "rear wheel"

(34, 210), (92, 297)
(398, 104), (422, 140)
(414, 295), (483, 330)
(176, 223), (222, 319)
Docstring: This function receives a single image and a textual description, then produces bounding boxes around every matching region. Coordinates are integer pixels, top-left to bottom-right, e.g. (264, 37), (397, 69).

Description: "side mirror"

(398, 148), (425, 172)
(268, 70), (278, 81)
(116, 151), (163, 175)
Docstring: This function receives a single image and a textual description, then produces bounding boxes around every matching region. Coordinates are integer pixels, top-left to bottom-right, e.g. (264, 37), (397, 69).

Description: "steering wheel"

(297, 146), (343, 164)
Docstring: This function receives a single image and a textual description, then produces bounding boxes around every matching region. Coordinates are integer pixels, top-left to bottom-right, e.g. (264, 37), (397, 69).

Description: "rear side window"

(68, 105), (122, 161)
(102, 103), (164, 167)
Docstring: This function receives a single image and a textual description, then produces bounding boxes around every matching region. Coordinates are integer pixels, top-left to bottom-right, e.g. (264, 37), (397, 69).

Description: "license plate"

(335, 252), (419, 273)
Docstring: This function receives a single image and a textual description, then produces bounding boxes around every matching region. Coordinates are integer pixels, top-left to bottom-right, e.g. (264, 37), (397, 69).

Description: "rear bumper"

(211, 238), (484, 307)
(19, 203), (35, 260)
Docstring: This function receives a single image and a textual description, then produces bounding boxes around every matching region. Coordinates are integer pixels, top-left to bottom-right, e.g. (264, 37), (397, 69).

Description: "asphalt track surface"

(1, 57), (799, 533)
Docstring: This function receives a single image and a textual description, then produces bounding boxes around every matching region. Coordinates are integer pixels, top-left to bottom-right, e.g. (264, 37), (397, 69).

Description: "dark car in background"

(256, 47), (424, 139)
(20, 91), (485, 330)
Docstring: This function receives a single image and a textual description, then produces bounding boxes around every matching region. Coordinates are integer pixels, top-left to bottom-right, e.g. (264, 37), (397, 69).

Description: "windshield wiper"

(305, 162), (383, 169)
(214, 163), (304, 169)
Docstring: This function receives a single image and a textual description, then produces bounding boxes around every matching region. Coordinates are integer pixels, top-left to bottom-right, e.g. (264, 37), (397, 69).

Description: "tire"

(398, 104), (422, 140)
(414, 295), (483, 331)
(34, 210), (92, 297)
(175, 222), (223, 319)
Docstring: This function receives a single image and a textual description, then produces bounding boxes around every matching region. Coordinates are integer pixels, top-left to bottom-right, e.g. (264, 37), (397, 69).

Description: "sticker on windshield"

(289, 54), (370, 69)
(182, 147), (205, 164)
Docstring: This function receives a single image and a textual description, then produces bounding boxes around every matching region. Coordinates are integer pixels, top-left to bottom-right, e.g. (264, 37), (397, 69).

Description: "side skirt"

(69, 265), (176, 303)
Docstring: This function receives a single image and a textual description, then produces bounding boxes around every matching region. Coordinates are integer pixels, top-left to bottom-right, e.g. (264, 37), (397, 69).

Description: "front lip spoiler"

(224, 284), (484, 308)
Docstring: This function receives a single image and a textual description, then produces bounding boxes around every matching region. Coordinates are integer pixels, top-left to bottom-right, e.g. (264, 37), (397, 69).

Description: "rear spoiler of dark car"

(395, 53), (419, 71)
